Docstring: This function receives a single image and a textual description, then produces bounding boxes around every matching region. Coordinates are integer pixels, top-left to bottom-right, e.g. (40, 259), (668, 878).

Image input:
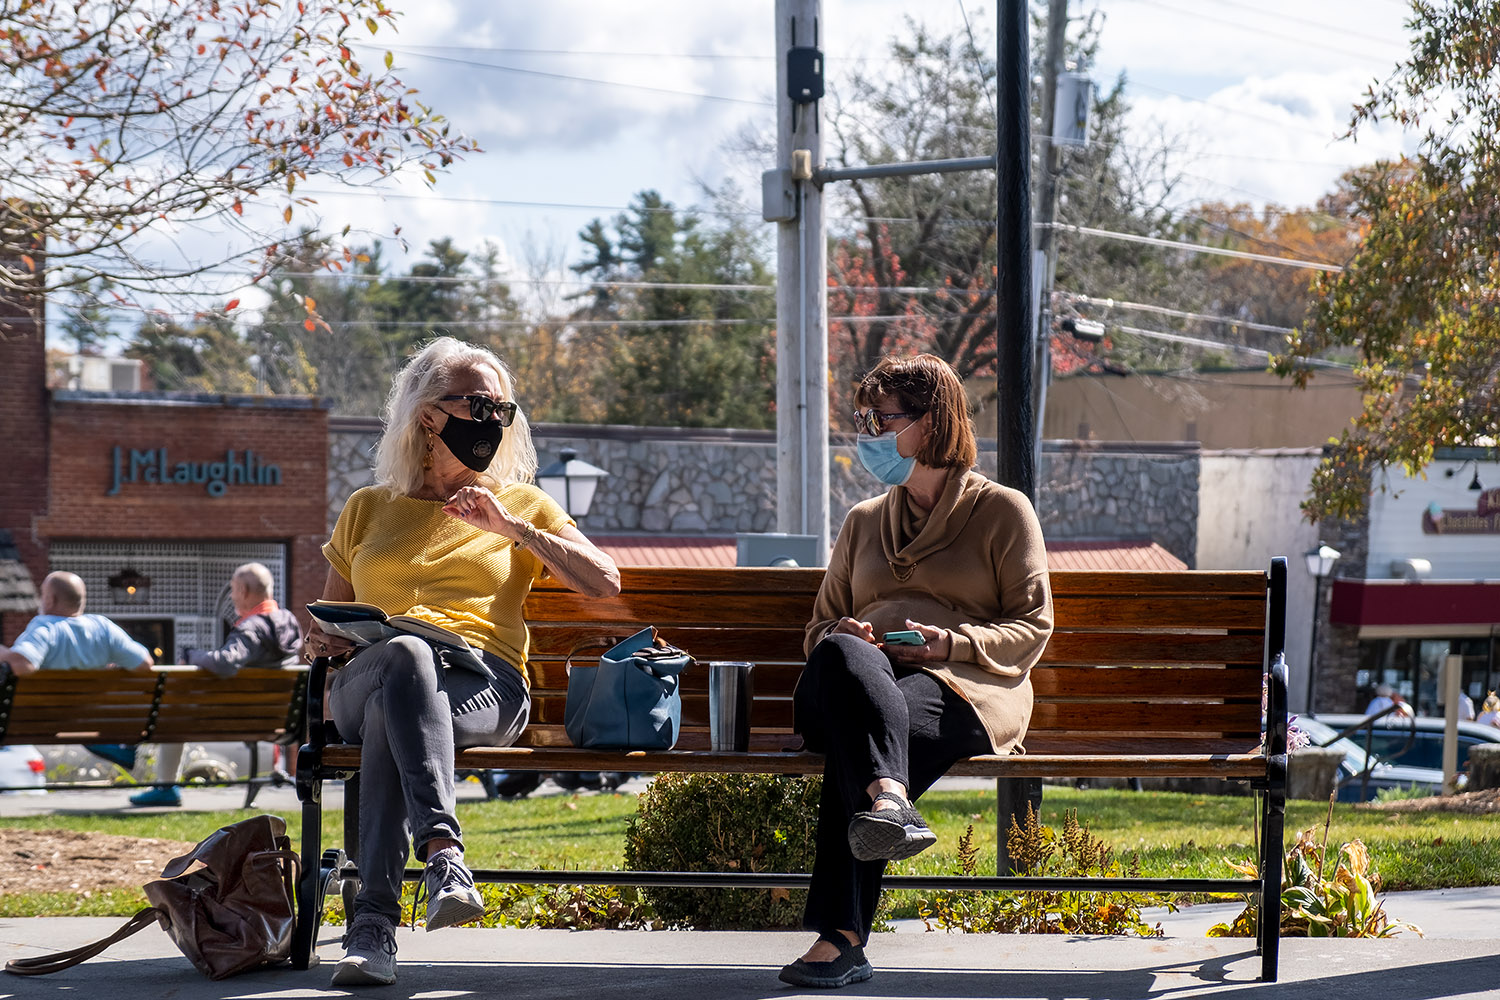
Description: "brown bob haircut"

(854, 353), (977, 470)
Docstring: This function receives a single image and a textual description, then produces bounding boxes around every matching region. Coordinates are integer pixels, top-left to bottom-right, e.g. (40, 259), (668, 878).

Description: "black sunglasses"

(852, 408), (918, 437)
(440, 394), (518, 425)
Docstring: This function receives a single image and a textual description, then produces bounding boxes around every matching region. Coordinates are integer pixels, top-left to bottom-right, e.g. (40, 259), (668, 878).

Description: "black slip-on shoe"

(777, 935), (873, 989)
(847, 791), (936, 862)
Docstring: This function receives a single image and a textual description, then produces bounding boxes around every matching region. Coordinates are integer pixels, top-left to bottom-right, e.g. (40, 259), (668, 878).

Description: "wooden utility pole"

(774, 0), (830, 562)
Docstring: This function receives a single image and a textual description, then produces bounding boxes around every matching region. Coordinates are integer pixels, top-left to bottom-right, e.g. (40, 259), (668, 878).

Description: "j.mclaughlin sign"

(108, 447), (283, 498)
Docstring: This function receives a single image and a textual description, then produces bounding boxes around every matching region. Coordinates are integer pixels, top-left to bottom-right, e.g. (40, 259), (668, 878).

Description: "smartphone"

(882, 630), (925, 646)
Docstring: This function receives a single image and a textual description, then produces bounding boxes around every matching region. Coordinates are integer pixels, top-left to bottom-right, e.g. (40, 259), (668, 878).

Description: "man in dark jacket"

(130, 562), (302, 807)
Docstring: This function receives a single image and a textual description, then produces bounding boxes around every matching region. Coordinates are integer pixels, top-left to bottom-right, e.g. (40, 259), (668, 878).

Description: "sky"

(274, 0), (1417, 286)
(51, 0), (1425, 338)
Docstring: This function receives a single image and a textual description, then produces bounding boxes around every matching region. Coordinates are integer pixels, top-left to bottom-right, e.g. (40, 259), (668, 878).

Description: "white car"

(0, 744), (47, 794)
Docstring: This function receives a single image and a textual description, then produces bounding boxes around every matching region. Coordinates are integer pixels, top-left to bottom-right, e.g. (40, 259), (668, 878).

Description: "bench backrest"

(522, 565), (1278, 756)
(0, 666), (308, 746)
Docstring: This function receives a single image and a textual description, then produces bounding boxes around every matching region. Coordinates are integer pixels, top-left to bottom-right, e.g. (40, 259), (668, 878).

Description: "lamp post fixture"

(536, 447), (610, 519)
(1303, 542), (1341, 715)
(107, 567), (152, 605)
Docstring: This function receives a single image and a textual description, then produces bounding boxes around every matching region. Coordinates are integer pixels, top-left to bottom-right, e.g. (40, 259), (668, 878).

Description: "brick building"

(0, 322), (328, 659)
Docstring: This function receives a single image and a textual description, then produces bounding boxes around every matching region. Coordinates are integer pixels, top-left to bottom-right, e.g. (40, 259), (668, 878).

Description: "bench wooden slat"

(1032, 664), (1265, 697)
(1052, 595), (1267, 629)
(524, 592), (822, 626)
(1040, 633), (1265, 665)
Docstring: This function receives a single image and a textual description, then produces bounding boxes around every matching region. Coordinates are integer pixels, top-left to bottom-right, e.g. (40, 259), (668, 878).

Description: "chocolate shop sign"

(108, 446), (283, 498)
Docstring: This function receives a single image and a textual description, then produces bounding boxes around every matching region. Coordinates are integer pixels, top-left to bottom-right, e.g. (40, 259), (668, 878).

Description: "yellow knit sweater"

(323, 484), (573, 678)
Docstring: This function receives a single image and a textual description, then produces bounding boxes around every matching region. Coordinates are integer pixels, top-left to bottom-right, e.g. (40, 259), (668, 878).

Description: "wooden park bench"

(293, 560), (1290, 980)
(0, 665), (308, 808)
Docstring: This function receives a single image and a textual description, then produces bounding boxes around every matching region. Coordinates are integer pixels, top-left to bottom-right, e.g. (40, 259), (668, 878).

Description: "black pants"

(794, 633), (992, 943)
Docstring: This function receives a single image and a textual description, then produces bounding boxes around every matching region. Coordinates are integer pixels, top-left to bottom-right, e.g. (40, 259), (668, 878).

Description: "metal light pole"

(1303, 542), (1340, 715)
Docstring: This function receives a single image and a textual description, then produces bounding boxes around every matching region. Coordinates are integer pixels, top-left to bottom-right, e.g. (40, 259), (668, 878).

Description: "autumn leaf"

(303, 318), (316, 332)
(283, 205), (292, 223)
(224, 298), (240, 311)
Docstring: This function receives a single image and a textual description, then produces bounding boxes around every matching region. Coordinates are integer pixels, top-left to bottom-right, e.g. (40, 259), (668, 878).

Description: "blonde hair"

(1485, 691), (1500, 714)
(373, 337), (537, 495)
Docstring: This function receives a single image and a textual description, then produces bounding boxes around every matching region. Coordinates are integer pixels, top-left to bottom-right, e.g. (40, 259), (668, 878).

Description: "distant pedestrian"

(1478, 693), (1500, 730)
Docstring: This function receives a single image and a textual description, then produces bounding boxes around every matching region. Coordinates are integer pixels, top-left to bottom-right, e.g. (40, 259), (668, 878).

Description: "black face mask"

(437, 413), (504, 472)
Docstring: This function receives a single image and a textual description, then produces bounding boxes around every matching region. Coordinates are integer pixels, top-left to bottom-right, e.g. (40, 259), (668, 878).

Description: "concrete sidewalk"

(1, 918), (1496, 999)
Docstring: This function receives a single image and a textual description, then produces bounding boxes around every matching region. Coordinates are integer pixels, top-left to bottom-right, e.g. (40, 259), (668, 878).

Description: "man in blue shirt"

(0, 571), (152, 675)
(1, 571), (152, 773)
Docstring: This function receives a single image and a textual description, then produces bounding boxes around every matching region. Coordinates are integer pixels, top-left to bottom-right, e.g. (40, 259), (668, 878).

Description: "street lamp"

(107, 567), (152, 605)
(1303, 542), (1341, 715)
(536, 447), (610, 519)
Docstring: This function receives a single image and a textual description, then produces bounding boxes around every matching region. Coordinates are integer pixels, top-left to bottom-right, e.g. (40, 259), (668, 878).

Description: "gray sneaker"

(330, 913), (397, 987)
(420, 846), (486, 930)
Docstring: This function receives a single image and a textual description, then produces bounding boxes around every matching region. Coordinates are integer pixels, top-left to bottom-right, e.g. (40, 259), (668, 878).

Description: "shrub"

(624, 772), (822, 929)
(919, 807), (1168, 936)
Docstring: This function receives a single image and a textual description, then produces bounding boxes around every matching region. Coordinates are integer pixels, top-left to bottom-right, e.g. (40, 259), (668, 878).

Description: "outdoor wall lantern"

(537, 448), (610, 519)
(107, 567), (152, 605)
(1444, 460), (1485, 491)
(1303, 542), (1340, 715)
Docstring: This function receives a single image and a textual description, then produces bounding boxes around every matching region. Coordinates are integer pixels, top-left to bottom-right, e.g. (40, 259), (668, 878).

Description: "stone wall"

(326, 420), (1201, 564)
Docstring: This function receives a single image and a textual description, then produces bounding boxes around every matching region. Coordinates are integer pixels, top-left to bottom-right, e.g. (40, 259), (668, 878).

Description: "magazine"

(306, 601), (471, 651)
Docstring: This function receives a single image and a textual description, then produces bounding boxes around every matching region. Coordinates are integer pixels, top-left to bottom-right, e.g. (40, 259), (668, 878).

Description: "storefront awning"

(1330, 578), (1500, 629)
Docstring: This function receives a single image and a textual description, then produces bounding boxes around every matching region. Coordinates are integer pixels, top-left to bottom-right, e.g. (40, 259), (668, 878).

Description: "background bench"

(295, 560), (1288, 980)
(0, 665), (308, 807)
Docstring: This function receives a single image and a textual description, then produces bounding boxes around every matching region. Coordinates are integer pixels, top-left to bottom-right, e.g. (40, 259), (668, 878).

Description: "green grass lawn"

(4, 781), (1497, 918)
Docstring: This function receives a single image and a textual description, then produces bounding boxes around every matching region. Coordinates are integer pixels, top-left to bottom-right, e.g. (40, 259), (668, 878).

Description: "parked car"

(1291, 717), (1446, 801)
(0, 744), (47, 794)
(1310, 713), (1500, 787)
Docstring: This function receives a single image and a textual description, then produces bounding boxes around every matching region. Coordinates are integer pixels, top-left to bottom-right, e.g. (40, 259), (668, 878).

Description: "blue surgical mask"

(856, 422), (917, 486)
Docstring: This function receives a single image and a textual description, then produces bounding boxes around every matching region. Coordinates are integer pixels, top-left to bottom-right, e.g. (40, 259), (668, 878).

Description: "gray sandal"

(847, 791), (936, 862)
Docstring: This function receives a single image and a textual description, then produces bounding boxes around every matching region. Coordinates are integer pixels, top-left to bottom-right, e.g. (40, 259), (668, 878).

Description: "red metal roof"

(592, 535), (1187, 572)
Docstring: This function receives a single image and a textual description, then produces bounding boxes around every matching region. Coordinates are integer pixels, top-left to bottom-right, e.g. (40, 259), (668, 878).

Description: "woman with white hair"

(305, 337), (619, 987)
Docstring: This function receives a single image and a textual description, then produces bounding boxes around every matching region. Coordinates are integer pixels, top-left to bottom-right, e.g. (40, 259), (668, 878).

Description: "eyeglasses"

(852, 408), (917, 437)
(440, 394), (518, 425)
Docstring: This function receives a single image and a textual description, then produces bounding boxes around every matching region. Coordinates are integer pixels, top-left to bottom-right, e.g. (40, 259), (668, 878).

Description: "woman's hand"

(830, 617), (878, 643)
(302, 624), (356, 664)
(442, 485), (530, 544)
(882, 618), (953, 664)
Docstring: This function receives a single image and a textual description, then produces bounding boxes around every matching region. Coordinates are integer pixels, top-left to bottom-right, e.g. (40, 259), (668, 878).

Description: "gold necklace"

(890, 561), (916, 582)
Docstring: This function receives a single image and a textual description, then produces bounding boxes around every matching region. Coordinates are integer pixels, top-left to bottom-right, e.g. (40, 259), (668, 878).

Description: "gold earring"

(422, 430), (434, 470)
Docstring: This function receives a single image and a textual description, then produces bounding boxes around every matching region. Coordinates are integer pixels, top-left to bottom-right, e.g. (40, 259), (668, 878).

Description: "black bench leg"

(243, 740), (260, 810)
(292, 755), (326, 970)
(1259, 762), (1286, 982)
(994, 778), (1043, 874)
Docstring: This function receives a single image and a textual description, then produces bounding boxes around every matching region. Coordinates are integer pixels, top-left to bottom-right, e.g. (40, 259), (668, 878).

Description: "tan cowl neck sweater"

(804, 468), (1053, 754)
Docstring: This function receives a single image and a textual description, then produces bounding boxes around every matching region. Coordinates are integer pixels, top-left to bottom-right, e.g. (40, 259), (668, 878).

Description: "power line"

(378, 43), (778, 61)
(1110, 322), (1355, 371)
(1051, 224), (1345, 271)
(1200, 0), (1406, 52)
(1059, 291), (1297, 335)
(351, 43), (773, 108)
(1116, 0), (1401, 62)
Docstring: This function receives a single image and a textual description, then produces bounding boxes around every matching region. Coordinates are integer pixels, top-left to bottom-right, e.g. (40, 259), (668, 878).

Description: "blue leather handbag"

(564, 627), (694, 750)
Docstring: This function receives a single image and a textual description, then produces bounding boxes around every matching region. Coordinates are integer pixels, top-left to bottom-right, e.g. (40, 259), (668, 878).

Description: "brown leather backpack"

(5, 815), (299, 981)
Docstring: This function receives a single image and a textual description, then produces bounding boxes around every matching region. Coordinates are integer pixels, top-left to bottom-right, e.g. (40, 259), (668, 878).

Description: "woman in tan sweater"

(779, 354), (1053, 989)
